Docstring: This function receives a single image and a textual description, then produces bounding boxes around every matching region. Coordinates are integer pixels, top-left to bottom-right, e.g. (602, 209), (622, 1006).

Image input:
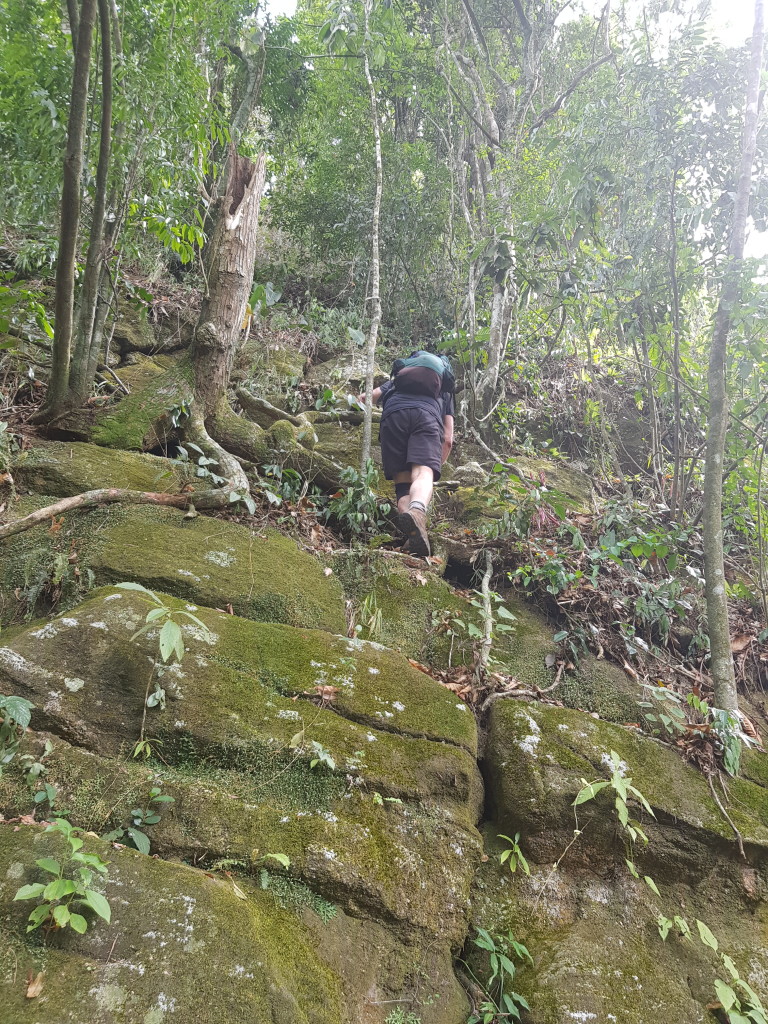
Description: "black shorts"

(380, 407), (443, 481)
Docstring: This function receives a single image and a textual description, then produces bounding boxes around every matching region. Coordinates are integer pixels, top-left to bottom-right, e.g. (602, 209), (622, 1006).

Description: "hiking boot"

(397, 506), (430, 557)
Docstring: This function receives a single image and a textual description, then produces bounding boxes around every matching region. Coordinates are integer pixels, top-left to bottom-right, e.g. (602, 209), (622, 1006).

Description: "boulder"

(0, 588), (483, 1022)
(307, 352), (388, 393)
(469, 699), (768, 1023)
(12, 441), (188, 497)
(1, 504), (346, 632)
(0, 821), (472, 1024)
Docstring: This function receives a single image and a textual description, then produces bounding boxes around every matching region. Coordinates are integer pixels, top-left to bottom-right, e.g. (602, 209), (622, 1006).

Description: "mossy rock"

(490, 599), (642, 723)
(0, 823), (346, 1024)
(514, 456), (593, 509)
(12, 441), (188, 497)
(485, 700), (768, 859)
(0, 726), (480, 946)
(111, 301), (159, 356)
(329, 550), (474, 668)
(1, 504), (346, 632)
(91, 356), (192, 450)
(307, 352), (387, 393)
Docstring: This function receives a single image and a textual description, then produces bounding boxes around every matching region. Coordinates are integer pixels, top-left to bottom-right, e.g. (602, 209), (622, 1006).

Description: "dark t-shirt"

(377, 379), (455, 424)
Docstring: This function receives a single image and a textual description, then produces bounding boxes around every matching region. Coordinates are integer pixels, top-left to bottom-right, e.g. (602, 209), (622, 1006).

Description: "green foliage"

(322, 459), (391, 540)
(497, 833), (529, 876)
(384, 1010), (422, 1024)
(259, 870), (338, 923)
(464, 927), (532, 1023)
(0, 694), (34, 772)
(639, 685), (755, 776)
(13, 817), (110, 935)
(102, 786), (175, 855)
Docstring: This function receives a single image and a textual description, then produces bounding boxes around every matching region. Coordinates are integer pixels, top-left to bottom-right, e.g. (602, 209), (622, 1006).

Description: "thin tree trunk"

(36, 0), (98, 420)
(69, 0), (113, 404)
(361, 0), (383, 472)
(703, 0), (764, 712)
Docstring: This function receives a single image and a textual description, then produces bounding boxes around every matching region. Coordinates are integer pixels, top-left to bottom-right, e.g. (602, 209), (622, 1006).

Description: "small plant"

(0, 695), (34, 772)
(13, 818), (111, 935)
(260, 463), (305, 505)
(372, 791), (403, 806)
(639, 685), (755, 776)
(355, 591), (382, 640)
(117, 582), (213, 751)
(498, 832), (530, 876)
(322, 460), (391, 541)
(384, 1010), (422, 1024)
(308, 740), (336, 771)
(102, 786), (175, 855)
(463, 927), (532, 1023)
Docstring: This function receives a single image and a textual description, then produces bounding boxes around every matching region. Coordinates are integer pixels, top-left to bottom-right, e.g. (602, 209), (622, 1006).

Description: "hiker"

(362, 350), (454, 557)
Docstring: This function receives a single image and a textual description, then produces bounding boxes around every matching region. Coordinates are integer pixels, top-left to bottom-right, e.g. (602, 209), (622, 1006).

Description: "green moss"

(2, 504), (347, 632)
(13, 441), (188, 497)
(0, 824), (346, 1024)
(261, 871), (338, 923)
(91, 356), (193, 450)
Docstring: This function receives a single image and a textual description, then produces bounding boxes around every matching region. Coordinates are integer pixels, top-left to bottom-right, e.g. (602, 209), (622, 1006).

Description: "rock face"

(473, 700), (768, 1023)
(0, 589), (481, 1022)
(2, 431), (768, 1024)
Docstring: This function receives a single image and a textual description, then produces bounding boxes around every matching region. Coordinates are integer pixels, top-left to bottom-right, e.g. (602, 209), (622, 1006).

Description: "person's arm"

(442, 414), (454, 464)
(358, 386), (384, 407)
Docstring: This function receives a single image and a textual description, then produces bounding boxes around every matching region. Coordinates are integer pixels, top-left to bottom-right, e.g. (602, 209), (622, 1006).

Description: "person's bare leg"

(393, 469), (412, 514)
(408, 464), (434, 509)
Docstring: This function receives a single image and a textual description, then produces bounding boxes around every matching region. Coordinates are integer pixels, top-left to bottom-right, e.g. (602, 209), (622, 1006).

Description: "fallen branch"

(0, 485), (231, 541)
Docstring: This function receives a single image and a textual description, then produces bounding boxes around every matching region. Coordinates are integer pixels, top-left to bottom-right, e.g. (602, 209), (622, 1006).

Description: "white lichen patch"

(5, 861), (24, 880)
(277, 709), (300, 720)
(64, 677), (86, 692)
(601, 752), (627, 777)
(204, 550), (235, 567)
(566, 1013), (598, 1022)
(366, 732), (377, 742)
(104, 593), (122, 601)
(368, 666), (380, 675)
(176, 569), (201, 581)
(392, 701), (405, 711)
(60, 617), (79, 627)
(30, 623), (58, 640)
(517, 712), (541, 755)
(455, 703), (468, 711)
(557, 723), (569, 731)
(182, 623), (217, 645)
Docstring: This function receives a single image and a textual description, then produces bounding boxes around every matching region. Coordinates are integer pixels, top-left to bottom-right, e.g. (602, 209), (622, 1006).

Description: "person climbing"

(363, 350), (455, 557)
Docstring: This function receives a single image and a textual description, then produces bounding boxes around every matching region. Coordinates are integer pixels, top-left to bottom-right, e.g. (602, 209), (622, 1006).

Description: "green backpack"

(391, 351), (455, 399)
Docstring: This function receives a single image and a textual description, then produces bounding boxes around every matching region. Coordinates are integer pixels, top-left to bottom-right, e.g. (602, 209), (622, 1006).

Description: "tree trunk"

(360, 0), (384, 472)
(703, 0), (764, 713)
(69, 0), (113, 405)
(37, 0), (98, 420)
(191, 148), (267, 420)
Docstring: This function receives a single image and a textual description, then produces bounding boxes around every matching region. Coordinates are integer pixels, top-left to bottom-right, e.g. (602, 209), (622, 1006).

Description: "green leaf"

(69, 913), (88, 934)
(115, 582), (162, 601)
(573, 780), (610, 805)
(1, 695), (34, 729)
(159, 619), (183, 662)
(625, 858), (639, 878)
(13, 882), (46, 901)
(127, 827), (151, 855)
(52, 904), (71, 927)
(696, 919), (719, 952)
(263, 853), (290, 869)
(496, 606), (516, 620)
(145, 607), (167, 622)
(44, 878), (76, 900)
(83, 890), (111, 922)
(644, 876), (660, 896)
(715, 978), (739, 1012)
(35, 858), (61, 875)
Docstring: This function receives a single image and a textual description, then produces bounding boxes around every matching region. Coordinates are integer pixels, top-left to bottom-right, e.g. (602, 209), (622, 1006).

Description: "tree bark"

(69, 0), (113, 404)
(703, 0), (764, 712)
(37, 0), (98, 419)
(360, 0), (384, 472)
(191, 148), (267, 420)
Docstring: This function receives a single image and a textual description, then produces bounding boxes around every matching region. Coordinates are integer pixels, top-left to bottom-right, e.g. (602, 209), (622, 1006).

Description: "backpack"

(390, 351), (455, 400)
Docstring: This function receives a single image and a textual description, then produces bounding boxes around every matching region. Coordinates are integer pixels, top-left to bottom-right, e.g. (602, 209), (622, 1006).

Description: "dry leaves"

(26, 971), (44, 999)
